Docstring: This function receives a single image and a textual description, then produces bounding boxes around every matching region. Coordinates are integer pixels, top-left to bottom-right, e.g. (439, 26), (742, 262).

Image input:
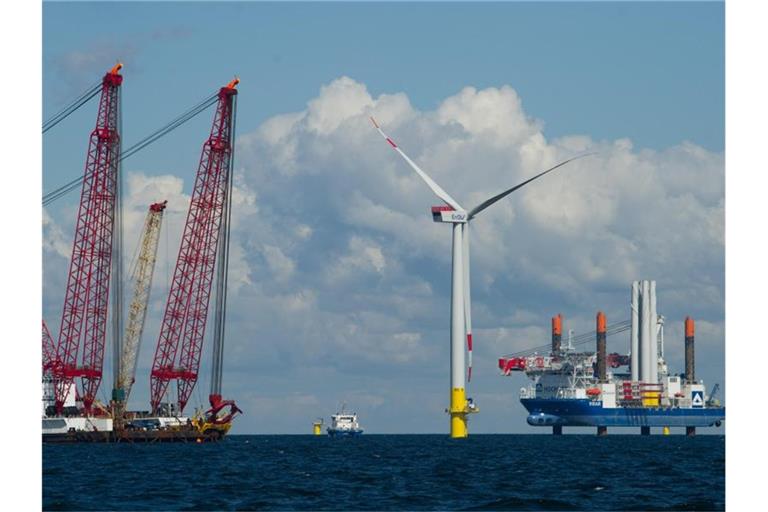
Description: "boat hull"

(42, 416), (229, 443)
(42, 427), (227, 443)
(521, 398), (725, 428)
(327, 429), (363, 437)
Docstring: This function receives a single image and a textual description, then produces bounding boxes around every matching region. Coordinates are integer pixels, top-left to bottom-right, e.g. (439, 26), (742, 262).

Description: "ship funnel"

(596, 311), (607, 382)
(685, 317), (695, 383)
(552, 314), (562, 355)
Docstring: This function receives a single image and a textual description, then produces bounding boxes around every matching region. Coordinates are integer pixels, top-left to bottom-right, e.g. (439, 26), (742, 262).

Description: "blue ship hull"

(327, 429), (363, 437)
(521, 398), (725, 427)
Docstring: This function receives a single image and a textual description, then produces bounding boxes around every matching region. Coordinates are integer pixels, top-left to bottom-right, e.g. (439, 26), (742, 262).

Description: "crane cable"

(42, 79), (102, 134)
(215, 93), (236, 397)
(42, 92), (219, 207)
(120, 92), (218, 161)
(502, 319), (632, 358)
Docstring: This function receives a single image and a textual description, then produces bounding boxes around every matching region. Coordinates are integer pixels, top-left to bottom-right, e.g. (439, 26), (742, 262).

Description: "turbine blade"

(370, 117), (463, 211)
(462, 223), (473, 382)
(467, 153), (596, 219)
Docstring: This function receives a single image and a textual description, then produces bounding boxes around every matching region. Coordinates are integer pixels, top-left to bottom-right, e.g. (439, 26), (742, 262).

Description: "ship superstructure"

(498, 281), (724, 435)
(327, 405), (363, 437)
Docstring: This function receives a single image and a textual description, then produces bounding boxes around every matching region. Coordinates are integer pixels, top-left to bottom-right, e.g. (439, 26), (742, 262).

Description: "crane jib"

(52, 67), (123, 414)
(149, 81), (238, 414)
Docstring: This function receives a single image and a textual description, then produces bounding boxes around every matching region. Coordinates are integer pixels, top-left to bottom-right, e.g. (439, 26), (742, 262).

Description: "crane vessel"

(498, 281), (725, 435)
(42, 66), (241, 443)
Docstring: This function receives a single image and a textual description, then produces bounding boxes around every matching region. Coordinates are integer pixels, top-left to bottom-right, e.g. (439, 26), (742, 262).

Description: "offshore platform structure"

(150, 78), (241, 421)
(498, 281), (725, 435)
(51, 64), (124, 414)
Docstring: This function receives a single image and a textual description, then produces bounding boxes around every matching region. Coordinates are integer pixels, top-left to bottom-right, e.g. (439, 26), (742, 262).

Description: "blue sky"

(44, 1), (724, 175)
(42, 1), (725, 434)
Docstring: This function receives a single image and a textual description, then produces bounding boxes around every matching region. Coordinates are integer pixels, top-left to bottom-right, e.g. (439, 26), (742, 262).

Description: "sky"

(42, 1), (725, 434)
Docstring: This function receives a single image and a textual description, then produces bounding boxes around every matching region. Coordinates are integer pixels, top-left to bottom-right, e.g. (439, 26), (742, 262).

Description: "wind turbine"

(371, 117), (593, 438)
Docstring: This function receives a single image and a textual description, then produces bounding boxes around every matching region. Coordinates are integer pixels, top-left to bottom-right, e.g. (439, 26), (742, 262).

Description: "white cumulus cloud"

(43, 76), (724, 433)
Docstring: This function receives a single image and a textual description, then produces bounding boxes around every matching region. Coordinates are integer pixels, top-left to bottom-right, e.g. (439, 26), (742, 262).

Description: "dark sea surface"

(43, 434), (724, 511)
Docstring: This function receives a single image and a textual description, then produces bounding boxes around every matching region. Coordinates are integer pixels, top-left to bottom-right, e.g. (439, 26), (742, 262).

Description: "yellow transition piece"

(450, 387), (468, 438)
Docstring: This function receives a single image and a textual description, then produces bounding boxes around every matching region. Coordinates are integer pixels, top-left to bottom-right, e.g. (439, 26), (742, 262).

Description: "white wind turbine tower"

(371, 117), (593, 438)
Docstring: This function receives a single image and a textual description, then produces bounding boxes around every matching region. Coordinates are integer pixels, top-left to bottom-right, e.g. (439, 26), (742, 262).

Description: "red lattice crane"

(150, 78), (238, 413)
(42, 320), (56, 374)
(53, 64), (123, 413)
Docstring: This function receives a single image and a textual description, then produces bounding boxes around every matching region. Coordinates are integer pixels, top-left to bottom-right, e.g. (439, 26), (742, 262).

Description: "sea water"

(43, 434), (724, 511)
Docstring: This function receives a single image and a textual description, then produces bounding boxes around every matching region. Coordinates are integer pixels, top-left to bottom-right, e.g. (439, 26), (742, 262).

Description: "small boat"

(327, 404), (363, 437)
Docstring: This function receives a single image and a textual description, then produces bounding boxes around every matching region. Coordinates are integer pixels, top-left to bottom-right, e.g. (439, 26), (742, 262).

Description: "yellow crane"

(114, 201), (167, 405)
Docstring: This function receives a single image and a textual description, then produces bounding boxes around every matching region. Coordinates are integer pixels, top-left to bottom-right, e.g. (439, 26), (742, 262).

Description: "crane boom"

(53, 64), (123, 413)
(150, 79), (238, 413)
(115, 201), (167, 403)
(42, 320), (56, 374)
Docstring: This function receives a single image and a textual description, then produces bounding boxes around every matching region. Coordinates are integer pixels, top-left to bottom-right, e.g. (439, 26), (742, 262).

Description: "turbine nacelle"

(431, 206), (468, 223)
